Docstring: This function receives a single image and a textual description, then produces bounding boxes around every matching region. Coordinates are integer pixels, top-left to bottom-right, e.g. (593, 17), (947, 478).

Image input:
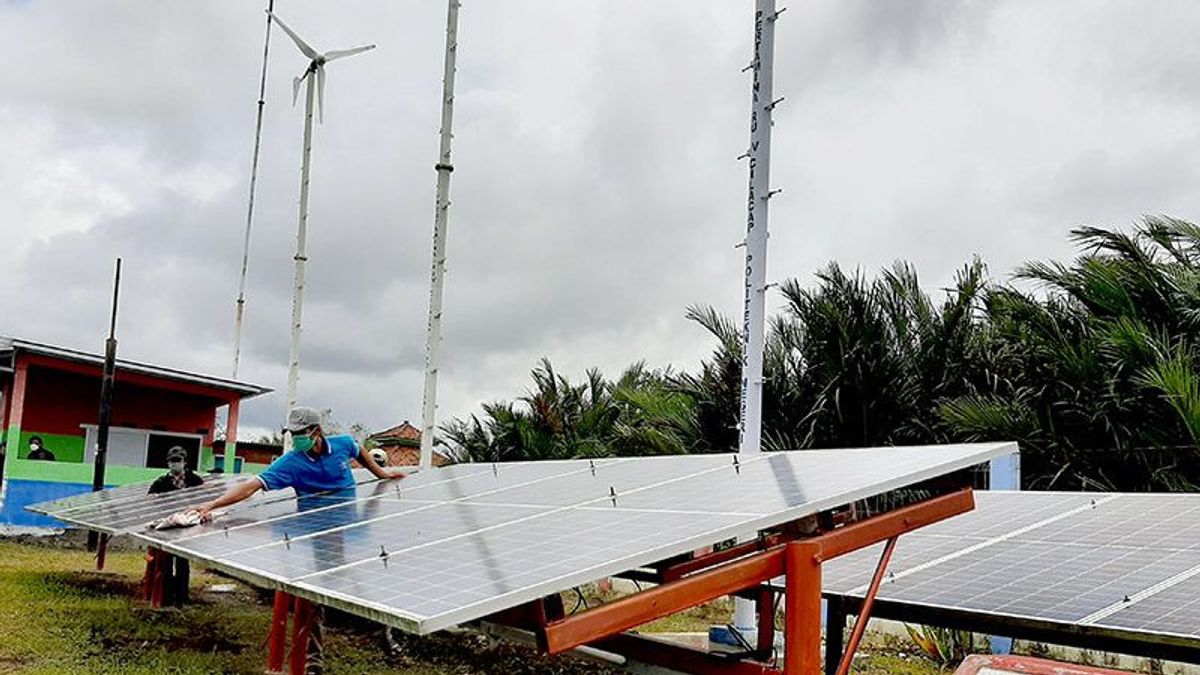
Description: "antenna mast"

(228, 1), (274, 460)
(738, 0), (782, 457)
(419, 0), (462, 469)
(87, 258), (122, 552)
(731, 0), (783, 641)
(232, 1), (275, 382)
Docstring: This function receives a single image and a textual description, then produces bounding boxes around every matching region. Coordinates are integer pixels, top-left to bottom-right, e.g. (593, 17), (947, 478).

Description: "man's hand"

(384, 467), (408, 480)
(194, 503), (215, 522)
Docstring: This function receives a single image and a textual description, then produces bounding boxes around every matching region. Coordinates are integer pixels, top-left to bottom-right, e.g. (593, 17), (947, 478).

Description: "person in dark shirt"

(148, 446), (205, 494)
(147, 446), (204, 605)
(26, 436), (55, 461)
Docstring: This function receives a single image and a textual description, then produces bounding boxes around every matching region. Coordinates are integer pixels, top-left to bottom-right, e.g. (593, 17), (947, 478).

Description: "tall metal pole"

(739, 0), (780, 458)
(88, 258), (121, 551)
(232, 1), (274, 382)
(419, 0), (462, 469)
(733, 0), (782, 639)
(229, 0), (274, 457)
(285, 67), (317, 423)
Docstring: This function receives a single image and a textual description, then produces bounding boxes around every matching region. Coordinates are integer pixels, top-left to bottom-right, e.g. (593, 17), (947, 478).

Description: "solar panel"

(27, 442), (1013, 634)
(26, 473), (237, 517)
(1099, 569), (1200, 638)
(818, 491), (1200, 645)
(27, 468), (409, 532)
(821, 491), (1101, 593)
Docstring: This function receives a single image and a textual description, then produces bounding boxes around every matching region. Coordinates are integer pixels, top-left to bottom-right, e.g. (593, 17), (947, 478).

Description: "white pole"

(419, 0), (462, 470)
(733, 0), (780, 639)
(233, 3), (275, 383)
(739, 0), (778, 459)
(285, 67), (317, 423)
(229, 3), (275, 460)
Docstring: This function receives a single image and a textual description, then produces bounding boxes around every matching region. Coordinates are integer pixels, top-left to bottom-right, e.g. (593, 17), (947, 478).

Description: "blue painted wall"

(0, 479), (108, 528)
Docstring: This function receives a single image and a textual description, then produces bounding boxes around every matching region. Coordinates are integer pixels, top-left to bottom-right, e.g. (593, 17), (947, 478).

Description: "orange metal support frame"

(268, 591), (291, 673)
(290, 597), (314, 675)
(95, 533), (109, 571)
(143, 548), (166, 608)
(541, 488), (975, 674)
(265, 590), (315, 675)
(833, 536), (897, 675)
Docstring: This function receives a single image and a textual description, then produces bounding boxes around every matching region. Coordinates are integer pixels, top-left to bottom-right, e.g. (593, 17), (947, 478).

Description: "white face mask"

(168, 461), (186, 474)
(29, 444), (38, 452)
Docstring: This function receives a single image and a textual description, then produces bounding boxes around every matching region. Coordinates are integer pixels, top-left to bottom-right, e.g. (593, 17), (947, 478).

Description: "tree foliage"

(441, 218), (1200, 491)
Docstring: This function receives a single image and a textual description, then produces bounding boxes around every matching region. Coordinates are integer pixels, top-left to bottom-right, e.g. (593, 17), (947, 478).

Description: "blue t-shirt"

(257, 434), (360, 495)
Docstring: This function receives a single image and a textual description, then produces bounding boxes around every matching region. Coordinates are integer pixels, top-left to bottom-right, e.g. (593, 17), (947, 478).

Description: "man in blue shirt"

(195, 405), (407, 674)
(195, 406), (406, 516)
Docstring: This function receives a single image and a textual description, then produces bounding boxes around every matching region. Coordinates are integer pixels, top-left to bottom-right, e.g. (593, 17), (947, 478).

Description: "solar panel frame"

(27, 442), (1016, 635)
(152, 443), (1012, 633)
(817, 491), (1200, 654)
(24, 464), (501, 535)
(25, 474), (238, 517)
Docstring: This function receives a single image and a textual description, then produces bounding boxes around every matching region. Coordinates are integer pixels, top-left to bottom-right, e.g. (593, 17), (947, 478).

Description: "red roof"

(367, 421), (451, 464)
(370, 421), (422, 444)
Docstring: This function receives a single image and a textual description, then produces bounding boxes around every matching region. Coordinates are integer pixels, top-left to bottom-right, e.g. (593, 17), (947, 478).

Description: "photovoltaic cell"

(27, 474), (236, 518)
(292, 507), (753, 631)
(819, 491), (1200, 650)
(26, 442), (1015, 635)
(1100, 569), (1200, 638)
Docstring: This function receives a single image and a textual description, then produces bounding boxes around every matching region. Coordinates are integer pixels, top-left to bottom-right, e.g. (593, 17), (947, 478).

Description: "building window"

(81, 425), (203, 469)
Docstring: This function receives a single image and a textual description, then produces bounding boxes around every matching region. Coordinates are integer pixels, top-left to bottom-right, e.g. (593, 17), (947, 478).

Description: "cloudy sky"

(3, 1), (1198, 438)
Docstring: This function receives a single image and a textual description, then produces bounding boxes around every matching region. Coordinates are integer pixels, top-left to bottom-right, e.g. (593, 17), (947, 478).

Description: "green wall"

(5, 458), (163, 484)
(9, 431), (86, 463)
(2, 428), (235, 484)
(1, 422), (265, 485)
(6, 458), (265, 484)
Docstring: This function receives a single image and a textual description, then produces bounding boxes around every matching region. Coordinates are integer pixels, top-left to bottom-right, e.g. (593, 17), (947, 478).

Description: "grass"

(0, 539), (944, 674)
(0, 540), (277, 673)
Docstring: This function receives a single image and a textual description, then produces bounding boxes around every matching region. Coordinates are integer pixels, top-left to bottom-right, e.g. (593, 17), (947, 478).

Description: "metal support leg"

(785, 542), (822, 675)
(268, 591), (291, 673)
(833, 536), (897, 675)
(96, 533), (109, 571)
(145, 547), (166, 608)
(756, 586), (776, 655)
(824, 597), (846, 675)
(142, 550), (157, 601)
(290, 596), (313, 675)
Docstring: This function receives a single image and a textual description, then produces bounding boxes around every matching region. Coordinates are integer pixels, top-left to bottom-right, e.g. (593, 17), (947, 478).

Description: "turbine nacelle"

(268, 11), (375, 123)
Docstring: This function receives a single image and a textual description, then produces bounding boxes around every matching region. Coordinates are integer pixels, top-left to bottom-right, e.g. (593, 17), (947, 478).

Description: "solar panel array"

(28, 443), (1013, 634)
(819, 491), (1200, 644)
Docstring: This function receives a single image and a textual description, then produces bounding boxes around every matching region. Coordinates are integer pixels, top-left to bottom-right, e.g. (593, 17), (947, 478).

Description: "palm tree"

(441, 359), (700, 461)
(444, 217), (1200, 491)
(940, 218), (1200, 490)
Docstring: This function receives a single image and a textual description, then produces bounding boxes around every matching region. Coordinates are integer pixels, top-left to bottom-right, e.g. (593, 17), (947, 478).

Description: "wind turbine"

(269, 10), (375, 423)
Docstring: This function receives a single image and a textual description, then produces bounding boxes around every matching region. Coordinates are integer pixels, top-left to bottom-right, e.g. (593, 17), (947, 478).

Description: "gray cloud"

(4, 0), (1199, 436)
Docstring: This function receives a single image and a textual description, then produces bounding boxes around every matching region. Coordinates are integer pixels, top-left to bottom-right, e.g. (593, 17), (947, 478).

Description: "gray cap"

(166, 446), (188, 462)
(284, 406), (322, 433)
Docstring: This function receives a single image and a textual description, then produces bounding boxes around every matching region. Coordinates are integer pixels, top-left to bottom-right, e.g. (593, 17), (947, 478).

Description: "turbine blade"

(316, 66), (325, 124)
(267, 11), (320, 61)
(292, 73), (306, 106)
(323, 44), (376, 62)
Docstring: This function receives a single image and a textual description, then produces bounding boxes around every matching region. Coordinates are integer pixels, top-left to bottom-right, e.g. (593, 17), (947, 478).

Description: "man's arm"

(357, 446), (407, 480)
(195, 478), (263, 520)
